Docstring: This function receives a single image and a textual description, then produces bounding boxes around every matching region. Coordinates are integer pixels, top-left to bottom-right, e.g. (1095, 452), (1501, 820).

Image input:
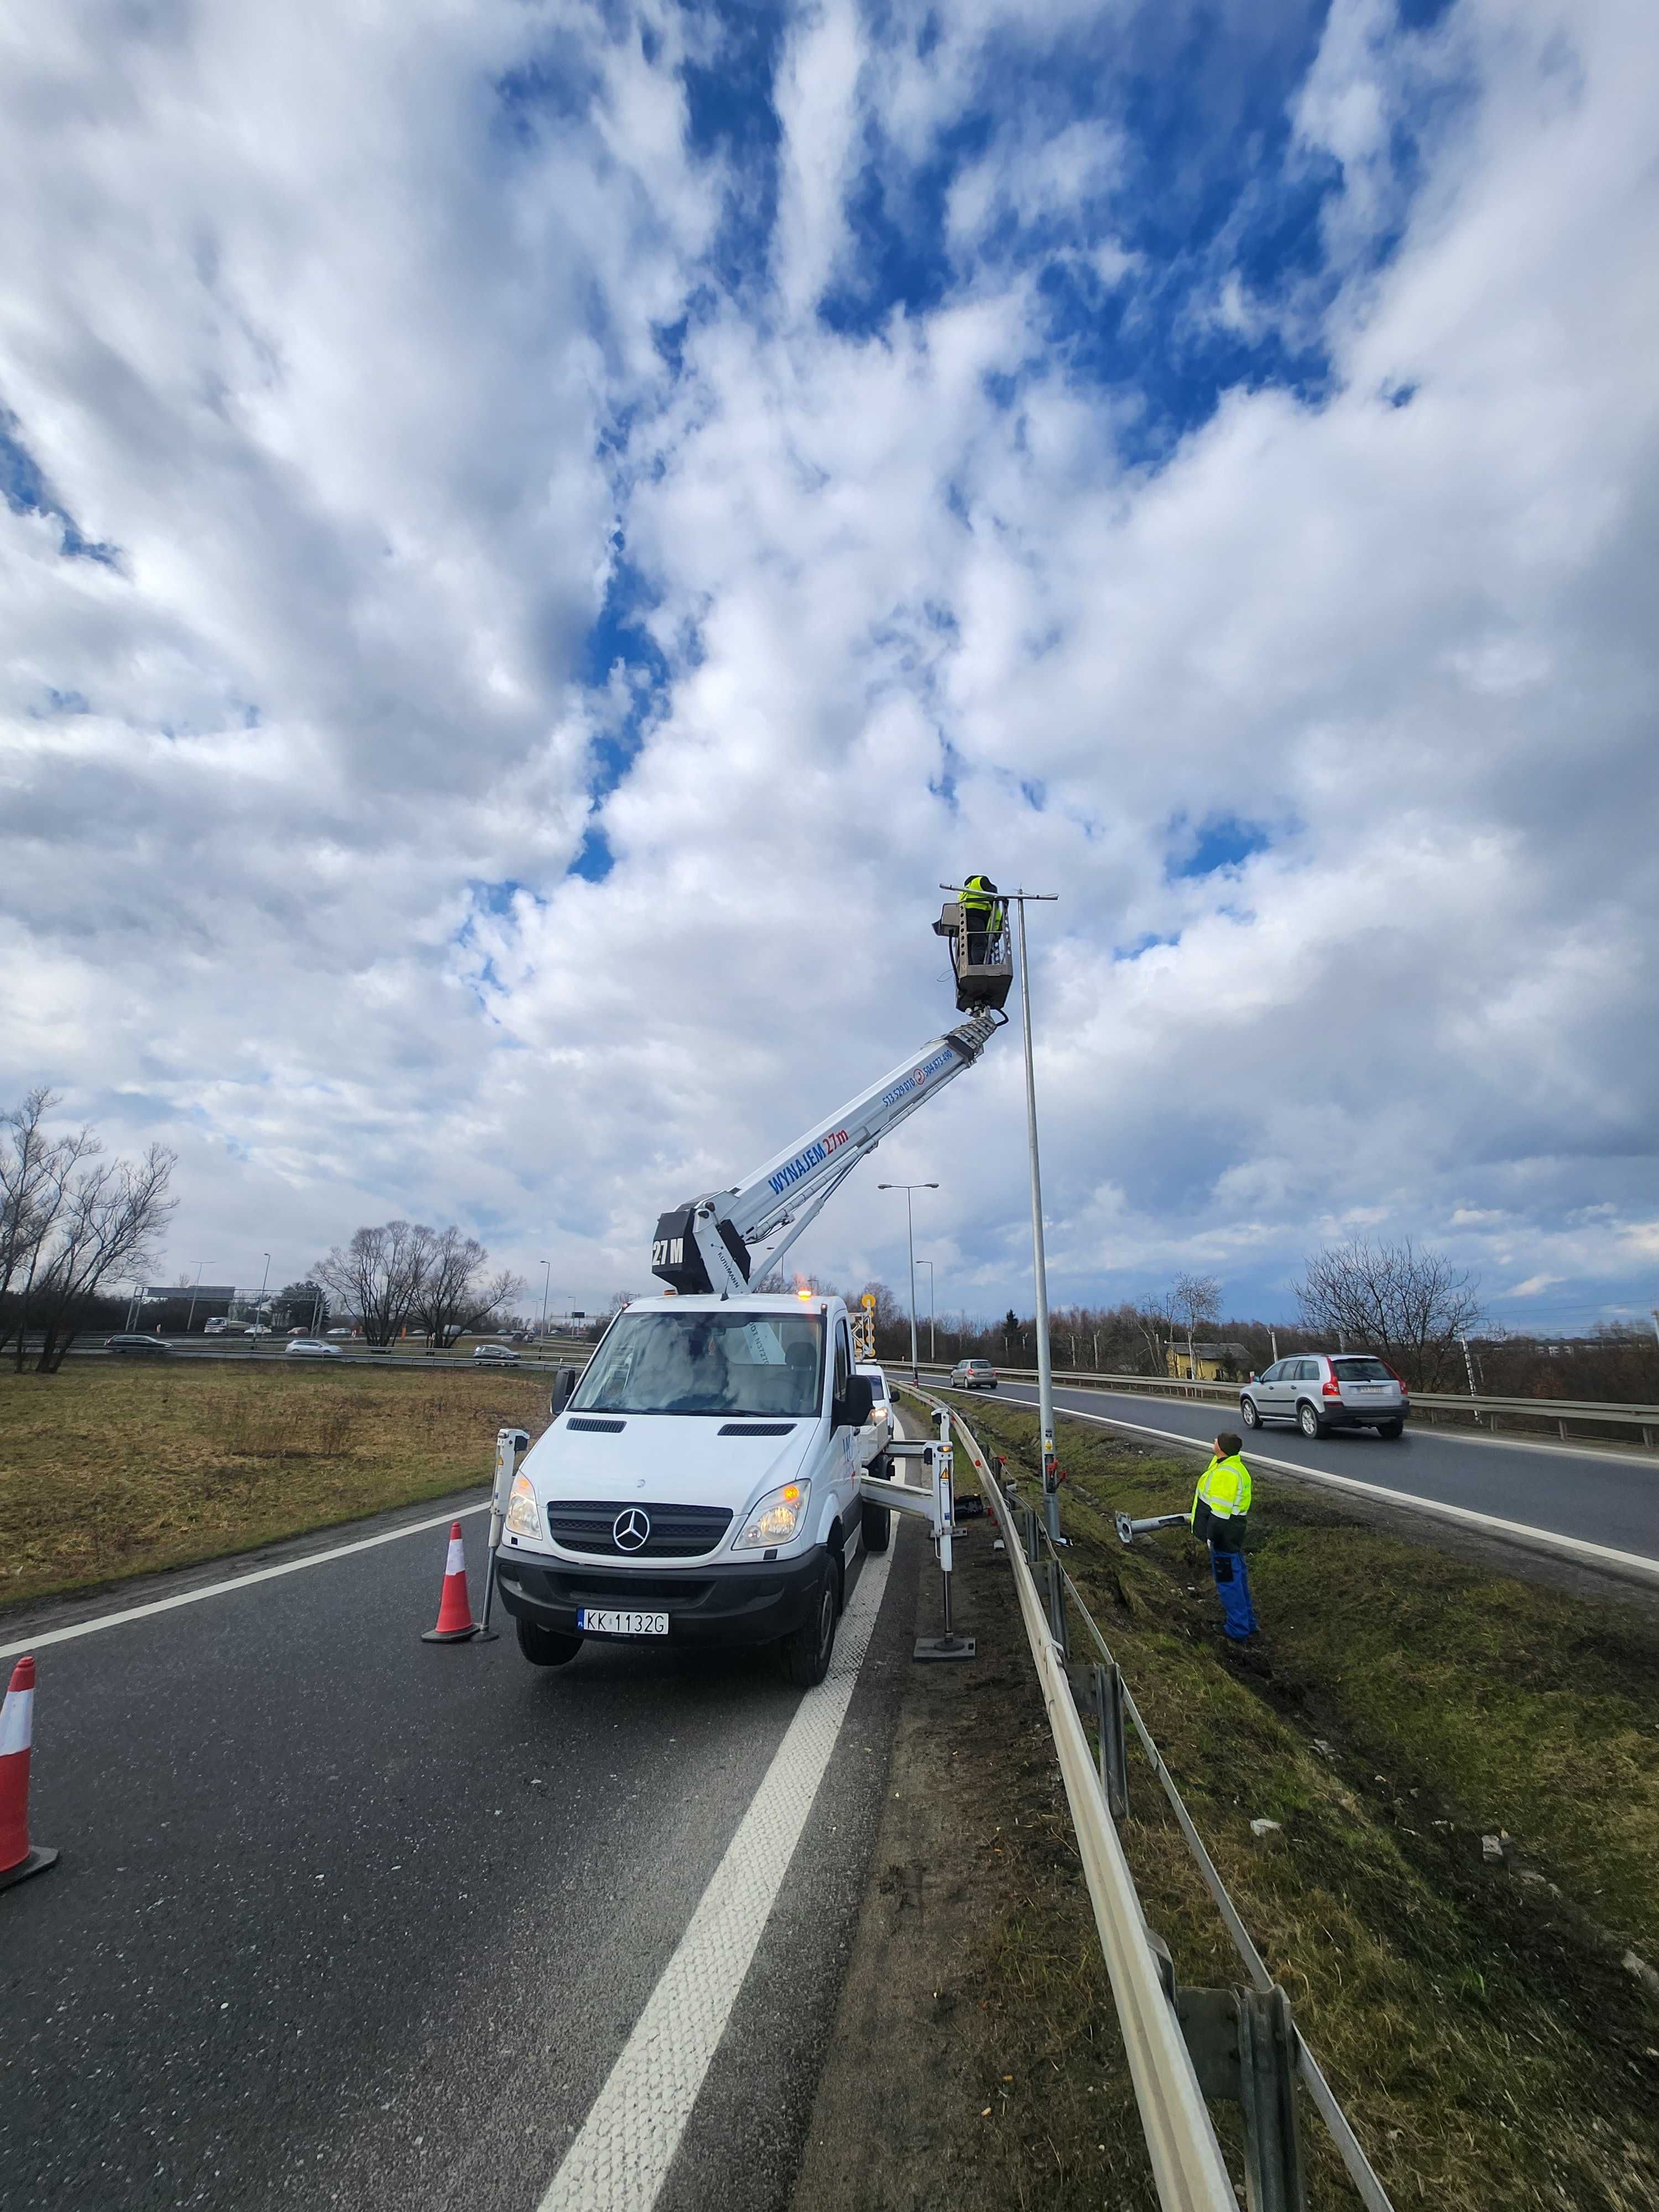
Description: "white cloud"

(2, 0), (1656, 1333)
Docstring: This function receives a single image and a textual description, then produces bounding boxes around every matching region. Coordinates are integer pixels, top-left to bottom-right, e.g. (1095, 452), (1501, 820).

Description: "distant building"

(1167, 1342), (1251, 1383)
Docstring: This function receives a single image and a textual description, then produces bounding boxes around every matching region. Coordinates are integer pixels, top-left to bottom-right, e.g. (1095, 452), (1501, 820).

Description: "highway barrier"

(900, 1384), (1397, 2212)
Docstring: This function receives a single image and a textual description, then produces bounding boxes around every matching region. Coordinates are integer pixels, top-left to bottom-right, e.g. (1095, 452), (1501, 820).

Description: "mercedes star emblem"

(613, 1507), (651, 1552)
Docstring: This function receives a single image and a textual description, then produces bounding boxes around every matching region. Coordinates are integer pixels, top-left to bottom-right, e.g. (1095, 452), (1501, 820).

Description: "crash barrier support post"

(1045, 1554), (1069, 1661)
(930, 1391), (1396, 2212)
(478, 1427), (531, 1641)
(1094, 1659), (1129, 1821)
(1023, 1506), (1041, 1564)
(1171, 1981), (1305, 2212)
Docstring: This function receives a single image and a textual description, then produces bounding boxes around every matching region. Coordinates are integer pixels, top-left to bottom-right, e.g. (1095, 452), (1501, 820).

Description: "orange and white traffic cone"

(0, 1656), (59, 1890)
(421, 1522), (479, 1643)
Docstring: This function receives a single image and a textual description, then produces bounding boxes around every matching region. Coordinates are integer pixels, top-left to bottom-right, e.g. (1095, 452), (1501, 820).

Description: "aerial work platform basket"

(935, 899), (1014, 1014)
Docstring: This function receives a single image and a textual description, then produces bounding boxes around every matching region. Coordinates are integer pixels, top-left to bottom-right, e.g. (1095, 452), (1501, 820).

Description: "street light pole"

(916, 1260), (936, 1363)
(878, 1183), (937, 1380)
(540, 1261), (551, 1343)
(1008, 889), (1062, 1540)
(185, 1261), (212, 1338)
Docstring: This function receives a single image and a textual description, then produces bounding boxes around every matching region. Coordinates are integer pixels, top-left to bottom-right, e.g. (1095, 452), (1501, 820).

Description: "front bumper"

(493, 1542), (827, 1648)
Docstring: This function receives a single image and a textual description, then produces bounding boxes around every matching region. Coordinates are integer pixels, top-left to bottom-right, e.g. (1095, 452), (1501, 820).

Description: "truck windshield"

(571, 1312), (826, 1418)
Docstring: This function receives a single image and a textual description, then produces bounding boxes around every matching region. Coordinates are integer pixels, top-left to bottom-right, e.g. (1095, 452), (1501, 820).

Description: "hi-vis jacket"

(1191, 1452), (1251, 1532)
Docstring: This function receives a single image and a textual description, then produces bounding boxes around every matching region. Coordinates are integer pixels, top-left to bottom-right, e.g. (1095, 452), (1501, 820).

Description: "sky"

(2, 0), (1656, 1333)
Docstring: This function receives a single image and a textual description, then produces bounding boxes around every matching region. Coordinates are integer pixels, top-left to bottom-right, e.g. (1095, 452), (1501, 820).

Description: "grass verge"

(950, 1394), (1659, 2210)
(0, 1362), (553, 1610)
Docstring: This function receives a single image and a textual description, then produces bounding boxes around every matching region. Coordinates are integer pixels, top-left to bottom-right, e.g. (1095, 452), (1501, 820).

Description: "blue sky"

(2, 0), (1656, 1332)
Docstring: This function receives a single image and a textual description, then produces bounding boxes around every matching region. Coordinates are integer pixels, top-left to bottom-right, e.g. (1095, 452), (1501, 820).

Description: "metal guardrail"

(909, 1363), (1659, 1448)
(900, 1381), (1397, 2212)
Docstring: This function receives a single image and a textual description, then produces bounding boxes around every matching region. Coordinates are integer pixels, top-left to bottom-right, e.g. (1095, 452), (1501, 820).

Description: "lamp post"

(878, 1183), (937, 1380)
(1007, 889), (1063, 1540)
(185, 1262), (213, 1339)
(916, 1260), (936, 1364)
(540, 1261), (551, 1343)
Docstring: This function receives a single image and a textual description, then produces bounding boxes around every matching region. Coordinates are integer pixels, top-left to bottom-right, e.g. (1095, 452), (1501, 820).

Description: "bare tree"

(314, 1222), (431, 1348)
(1171, 1272), (1222, 1378)
(411, 1227), (525, 1349)
(1294, 1238), (1483, 1389)
(17, 1136), (178, 1371)
(1, 1089), (69, 1334)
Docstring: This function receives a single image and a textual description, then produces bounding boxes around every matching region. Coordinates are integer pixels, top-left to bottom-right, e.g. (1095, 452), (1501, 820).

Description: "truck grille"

(546, 1501), (734, 1558)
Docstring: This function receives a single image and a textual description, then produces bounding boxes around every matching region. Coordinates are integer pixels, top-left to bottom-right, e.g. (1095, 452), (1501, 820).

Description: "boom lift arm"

(651, 1009), (1005, 1297)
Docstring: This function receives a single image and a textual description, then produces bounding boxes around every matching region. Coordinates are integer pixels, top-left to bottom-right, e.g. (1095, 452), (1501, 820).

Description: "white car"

(285, 1338), (343, 1360)
(473, 1342), (521, 1365)
(855, 1361), (894, 1463)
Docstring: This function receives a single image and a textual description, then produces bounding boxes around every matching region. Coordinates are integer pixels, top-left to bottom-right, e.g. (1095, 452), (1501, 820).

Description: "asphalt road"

(946, 1379), (1659, 1565)
(0, 1490), (920, 2212)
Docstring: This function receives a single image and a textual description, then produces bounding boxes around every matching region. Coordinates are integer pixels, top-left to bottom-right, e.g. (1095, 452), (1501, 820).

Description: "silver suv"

(950, 1358), (998, 1391)
(1240, 1354), (1407, 1439)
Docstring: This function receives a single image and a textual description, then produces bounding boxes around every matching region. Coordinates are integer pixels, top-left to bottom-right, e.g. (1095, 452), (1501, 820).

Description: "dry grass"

(952, 1395), (1659, 2212)
(0, 1361), (554, 1610)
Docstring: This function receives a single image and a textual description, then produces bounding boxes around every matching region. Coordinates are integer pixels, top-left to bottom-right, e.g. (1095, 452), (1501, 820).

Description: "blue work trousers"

(1209, 1542), (1258, 1640)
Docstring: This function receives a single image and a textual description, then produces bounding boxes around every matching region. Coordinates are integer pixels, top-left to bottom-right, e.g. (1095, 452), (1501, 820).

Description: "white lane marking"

(539, 1546), (894, 2212)
(0, 1503), (490, 1660)
(956, 1387), (1659, 1582)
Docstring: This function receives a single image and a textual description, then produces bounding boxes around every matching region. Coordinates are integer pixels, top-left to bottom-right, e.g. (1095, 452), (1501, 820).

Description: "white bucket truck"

(493, 1004), (1004, 1684)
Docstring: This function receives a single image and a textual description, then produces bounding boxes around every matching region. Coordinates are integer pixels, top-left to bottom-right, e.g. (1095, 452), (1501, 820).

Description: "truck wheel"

(780, 1560), (838, 1688)
(861, 1496), (891, 1553)
(516, 1618), (582, 1668)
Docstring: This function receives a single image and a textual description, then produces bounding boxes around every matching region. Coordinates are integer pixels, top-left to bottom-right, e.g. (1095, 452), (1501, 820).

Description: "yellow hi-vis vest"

(962, 875), (1003, 936)
(1191, 1453), (1251, 1526)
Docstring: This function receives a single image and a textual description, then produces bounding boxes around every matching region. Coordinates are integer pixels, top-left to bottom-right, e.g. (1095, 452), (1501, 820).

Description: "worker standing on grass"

(1190, 1431), (1257, 1641)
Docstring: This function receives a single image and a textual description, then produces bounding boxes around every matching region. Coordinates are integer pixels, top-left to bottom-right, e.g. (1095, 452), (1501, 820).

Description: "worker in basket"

(961, 873), (1003, 965)
(1190, 1431), (1258, 1640)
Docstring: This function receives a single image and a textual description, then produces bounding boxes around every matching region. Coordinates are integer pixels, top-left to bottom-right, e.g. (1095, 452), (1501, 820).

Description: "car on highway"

(473, 1342), (521, 1365)
(105, 1333), (171, 1357)
(285, 1338), (344, 1361)
(326, 1327), (352, 1339)
(1240, 1354), (1408, 1439)
(855, 1361), (894, 1458)
(949, 1357), (998, 1390)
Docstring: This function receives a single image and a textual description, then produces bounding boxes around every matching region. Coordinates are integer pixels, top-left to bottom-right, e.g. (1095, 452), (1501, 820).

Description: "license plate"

(577, 1609), (669, 1636)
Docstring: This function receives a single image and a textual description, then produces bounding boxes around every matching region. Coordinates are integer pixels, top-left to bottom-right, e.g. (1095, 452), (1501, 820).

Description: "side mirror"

(549, 1367), (578, 1418)
(837, 1375), (874, 1430)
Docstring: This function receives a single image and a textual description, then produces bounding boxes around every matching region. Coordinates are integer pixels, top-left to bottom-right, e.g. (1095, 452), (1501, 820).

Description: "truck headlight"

(735, 1481), (810, 1550)
(505, 1471), (541, 1539)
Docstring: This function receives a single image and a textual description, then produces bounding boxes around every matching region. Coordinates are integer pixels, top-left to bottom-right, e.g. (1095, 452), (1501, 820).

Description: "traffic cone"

(421, 1522), (479, 1642)
(0, 1657), (59, 1890)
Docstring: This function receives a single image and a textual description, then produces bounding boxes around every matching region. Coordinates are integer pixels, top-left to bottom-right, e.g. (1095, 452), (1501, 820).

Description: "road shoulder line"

(539, 1546), (895, 2212)
(0, 1500), (491, 1660)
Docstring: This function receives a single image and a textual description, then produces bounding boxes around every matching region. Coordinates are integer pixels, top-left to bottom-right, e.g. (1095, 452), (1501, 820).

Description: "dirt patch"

(791, 1443), (1160, 2211)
